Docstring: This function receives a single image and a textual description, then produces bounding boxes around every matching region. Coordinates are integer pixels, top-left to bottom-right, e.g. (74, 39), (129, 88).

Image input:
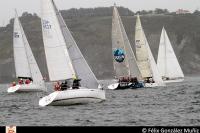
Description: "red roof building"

(176, 9), (190, 14)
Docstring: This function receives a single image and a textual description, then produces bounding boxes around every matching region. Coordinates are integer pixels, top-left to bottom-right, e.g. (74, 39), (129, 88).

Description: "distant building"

(176, 9), (190, 14)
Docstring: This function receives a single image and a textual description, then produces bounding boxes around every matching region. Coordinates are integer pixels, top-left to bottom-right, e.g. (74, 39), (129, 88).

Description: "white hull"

(163, 78), (184, 83)
(145, 82), (167, 87)
(39, 87), (106, 106)
(107, 83), (119, 90)
(7, 84), (45, 93)
(144, 83), (159, 88)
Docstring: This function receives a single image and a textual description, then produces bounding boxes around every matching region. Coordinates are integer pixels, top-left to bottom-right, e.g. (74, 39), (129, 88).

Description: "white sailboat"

(39, 0), (105, 106)
(108, 5), (144, 90)
(7, 10), (46, 93)
(157, 27), (184, 83)
(135, 14), (165, 87)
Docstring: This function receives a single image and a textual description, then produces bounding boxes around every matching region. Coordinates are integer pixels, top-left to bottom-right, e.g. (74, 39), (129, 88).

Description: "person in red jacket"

(12, 82), (16, 86)
(25, 79), (31, 84)
(18, 79), (23, 85)
(54, 81), (61, 91)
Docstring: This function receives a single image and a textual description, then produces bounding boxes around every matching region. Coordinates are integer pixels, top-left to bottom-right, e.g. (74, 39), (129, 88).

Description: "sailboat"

(39, 0), (105, 106)
(157, 27), (184, 83)
(7, 10), (46, 93)
(135, 14), (165, 87)
(107, 5), (144, 90)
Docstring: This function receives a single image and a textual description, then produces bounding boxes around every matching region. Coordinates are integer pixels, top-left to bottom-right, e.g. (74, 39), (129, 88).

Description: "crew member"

(54, 81), (61, 91)
(72, 79), (81, 89)
(60, 80), (69, 91)
(18, 78), (23, 85)
(25, 79), (31, 84)
(12, 82), (16, 86)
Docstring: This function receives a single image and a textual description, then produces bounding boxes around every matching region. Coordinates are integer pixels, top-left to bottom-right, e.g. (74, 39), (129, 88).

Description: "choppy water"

(0, 76), (200, 126)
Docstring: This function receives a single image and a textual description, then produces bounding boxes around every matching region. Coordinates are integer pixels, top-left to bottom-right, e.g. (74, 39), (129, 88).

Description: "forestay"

(157, 27), (184, 79)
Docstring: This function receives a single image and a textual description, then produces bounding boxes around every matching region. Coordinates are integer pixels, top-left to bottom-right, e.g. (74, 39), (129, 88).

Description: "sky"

(0, 0), (200, 26)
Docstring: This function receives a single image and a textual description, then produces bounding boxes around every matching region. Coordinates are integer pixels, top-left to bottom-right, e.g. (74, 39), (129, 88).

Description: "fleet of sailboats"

(157, 27), (184, 83)
(38, 0), (105, 106)
(3, 2), (186, 105)
(7, 10), (46, 93)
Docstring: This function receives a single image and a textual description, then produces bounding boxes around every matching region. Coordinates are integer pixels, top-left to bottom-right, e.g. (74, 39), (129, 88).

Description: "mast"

(164, 27), (167, 77)
(157, 27), (166, 77)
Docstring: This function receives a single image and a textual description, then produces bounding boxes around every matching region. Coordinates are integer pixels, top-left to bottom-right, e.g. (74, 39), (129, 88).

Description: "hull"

(107, 82), (144, 90)
(107, 83), (119, 90)
(7, 84), (45, 93)
(163, 78), (184, 83)
(144, 82), (166, 87)
(39, 87), (106, 106)
(144, 83), (159, 88)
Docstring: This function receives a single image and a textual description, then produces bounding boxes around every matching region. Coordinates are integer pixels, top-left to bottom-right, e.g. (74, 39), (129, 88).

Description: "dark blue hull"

(116, 82), (144, 90)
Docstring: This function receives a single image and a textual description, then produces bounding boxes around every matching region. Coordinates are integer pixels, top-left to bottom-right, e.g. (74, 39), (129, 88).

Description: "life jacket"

(54, 83), (61, 91)
(18, 80), (23, 85)
(25, 79), (31, 84)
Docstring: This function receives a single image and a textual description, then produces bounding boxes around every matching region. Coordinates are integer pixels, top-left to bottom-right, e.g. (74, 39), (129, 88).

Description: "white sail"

(112, 6), (130, 77)
(13, 12), (31, 78)
(145, 32), (165, 86)
(52, 0), (99, 88)
(135, 14), (165, 86)
(157, 27), (166, 77)
(135, 14), (152, 78)
(14, 11), (44, 85)
(112, 6), (142, 79)
(157, 27), (184, 79)
(41, 0), (76, 81)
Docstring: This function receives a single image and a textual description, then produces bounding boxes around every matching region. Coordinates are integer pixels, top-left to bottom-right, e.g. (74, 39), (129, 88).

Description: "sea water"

(0, 77), (200, 126)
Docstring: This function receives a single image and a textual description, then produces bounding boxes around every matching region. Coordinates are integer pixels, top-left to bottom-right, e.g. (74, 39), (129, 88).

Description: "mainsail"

(112, 5), (142, 79)
(14, 11), (44, 84)
(157, 27), (184, 79)
(41, 0), (76, 81)
(135, 14), (165, 86)
(41, 0), (99, 88)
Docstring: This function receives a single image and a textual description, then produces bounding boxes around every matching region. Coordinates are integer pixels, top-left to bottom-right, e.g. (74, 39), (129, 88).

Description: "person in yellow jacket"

(72, 75), (81, 89)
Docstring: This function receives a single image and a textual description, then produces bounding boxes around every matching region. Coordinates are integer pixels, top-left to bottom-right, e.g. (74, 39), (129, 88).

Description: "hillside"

(0, 7), (200, 83)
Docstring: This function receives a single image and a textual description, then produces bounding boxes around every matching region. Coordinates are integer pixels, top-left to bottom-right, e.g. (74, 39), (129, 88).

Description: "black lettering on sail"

(136, 40), (141, 48)
(14, 32), (19, 38)
(42, 20), (52, 29)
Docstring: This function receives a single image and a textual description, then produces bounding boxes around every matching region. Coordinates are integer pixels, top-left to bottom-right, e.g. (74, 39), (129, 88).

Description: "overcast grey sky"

(0, 0), (200, 26)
